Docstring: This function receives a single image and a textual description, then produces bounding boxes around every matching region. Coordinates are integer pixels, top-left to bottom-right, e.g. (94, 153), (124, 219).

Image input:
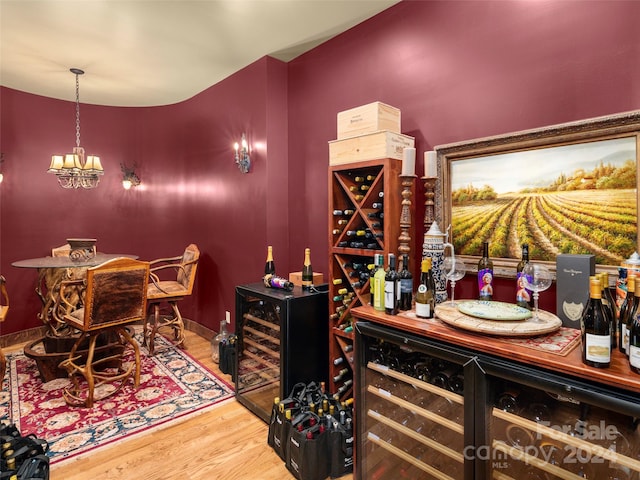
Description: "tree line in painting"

(451, 160), (637, 265)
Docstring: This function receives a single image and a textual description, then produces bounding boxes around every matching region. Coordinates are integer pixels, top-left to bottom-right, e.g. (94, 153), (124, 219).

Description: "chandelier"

(48, 68), (104, 189)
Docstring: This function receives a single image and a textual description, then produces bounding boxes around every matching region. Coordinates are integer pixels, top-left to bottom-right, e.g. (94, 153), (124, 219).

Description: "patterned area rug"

(0, 330), (234, 466)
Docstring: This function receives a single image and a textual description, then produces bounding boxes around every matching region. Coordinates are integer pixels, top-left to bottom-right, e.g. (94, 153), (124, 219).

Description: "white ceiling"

(0, 0), (398, 107)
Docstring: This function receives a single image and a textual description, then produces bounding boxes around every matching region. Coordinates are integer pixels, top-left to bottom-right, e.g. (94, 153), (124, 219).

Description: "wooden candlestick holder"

(422, 176), (437, 235)
(398, 175), (416, 263)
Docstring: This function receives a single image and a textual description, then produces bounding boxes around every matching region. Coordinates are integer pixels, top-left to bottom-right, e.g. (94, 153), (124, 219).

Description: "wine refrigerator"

(235, 282), (328, 422)
(355, 320), (640, 480)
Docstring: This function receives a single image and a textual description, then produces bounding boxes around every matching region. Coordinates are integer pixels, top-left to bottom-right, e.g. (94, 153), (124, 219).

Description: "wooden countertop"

(351, 304), (640, 395)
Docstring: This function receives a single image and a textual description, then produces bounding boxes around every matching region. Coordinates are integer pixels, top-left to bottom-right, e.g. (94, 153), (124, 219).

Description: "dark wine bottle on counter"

(399, 254), (413, 311)
(515, 244), (532, 309)
(302, 248), (313, 290)
(265, 245), (275, 275)
(618, 274), (635, 354)
(628, 303), (640, 374)
(599, 272), (617, 349)
(384, 254), (399, 315)
(581, 276), (611, 368)
(477, 241), (494, 301)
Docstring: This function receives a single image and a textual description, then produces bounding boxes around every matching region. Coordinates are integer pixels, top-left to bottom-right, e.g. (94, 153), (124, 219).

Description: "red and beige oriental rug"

(0, 330), (234, 467)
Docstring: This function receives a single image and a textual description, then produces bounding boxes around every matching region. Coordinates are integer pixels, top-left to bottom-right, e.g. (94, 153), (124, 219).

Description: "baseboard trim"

(1, 319), (216, 348)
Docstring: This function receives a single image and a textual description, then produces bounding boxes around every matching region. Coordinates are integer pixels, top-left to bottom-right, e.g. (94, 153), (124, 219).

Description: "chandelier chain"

(75, 72), (81, 148)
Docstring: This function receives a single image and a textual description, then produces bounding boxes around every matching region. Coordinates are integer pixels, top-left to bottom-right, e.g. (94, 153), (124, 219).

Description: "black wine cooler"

(355, 321), (640, 480)
(235, 282), (328, 422)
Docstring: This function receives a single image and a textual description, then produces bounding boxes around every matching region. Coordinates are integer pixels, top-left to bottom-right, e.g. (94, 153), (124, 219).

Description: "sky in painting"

(450, 136), (637, 194)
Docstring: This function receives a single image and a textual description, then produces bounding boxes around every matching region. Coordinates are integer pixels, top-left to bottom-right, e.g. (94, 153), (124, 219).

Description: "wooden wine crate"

(328, 130), (415, 165)
(337, 101), (401, 139)
(288, 271), (324, 286)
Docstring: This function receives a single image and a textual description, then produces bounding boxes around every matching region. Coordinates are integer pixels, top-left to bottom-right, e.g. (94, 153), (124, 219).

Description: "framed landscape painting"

(436, 111), (640, 276)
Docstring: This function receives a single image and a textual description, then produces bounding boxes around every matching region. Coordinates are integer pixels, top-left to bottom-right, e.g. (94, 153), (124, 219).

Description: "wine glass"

(521, 263), (553, 322)
(443, 256), (466, 306)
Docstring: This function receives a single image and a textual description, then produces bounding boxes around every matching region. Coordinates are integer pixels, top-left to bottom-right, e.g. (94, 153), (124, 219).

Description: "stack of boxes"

(328, 101), (414, 165)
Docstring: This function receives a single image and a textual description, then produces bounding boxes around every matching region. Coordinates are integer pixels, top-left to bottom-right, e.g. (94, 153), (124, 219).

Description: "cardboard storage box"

(329, 130), (415, 165)
(289, 271), (324, 286)
(337, 101), (401, 139)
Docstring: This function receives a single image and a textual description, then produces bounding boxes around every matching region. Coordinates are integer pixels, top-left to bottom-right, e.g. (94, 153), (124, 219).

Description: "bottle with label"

(515, 244), (532, 309)
(581, 276), (611, 368)
(265, 245), (275, 276)
(264, 274), (294, 291)
(477, 241), (494, 301)
(415, 258), (435, 319)
(599, 272), (617, 349)
(373, 254), (386, 312)
(620, 274), (637, 354)
(626, 277), (640, 356)
(399, 254), (413, 311)
(628, 303), (640, 374)
(302, 248), (313, 290)
(384, 253), (399, 315)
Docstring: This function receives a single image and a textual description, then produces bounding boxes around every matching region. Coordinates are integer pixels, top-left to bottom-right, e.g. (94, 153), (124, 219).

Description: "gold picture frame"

(435, 110), (640, 277)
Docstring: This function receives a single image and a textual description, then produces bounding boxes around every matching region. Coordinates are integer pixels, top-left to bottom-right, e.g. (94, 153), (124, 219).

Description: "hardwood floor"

(4, 330), (354, 480)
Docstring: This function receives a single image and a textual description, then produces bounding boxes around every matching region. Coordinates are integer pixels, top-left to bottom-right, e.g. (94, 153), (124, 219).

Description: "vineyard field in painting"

(451, 189), (637, 265)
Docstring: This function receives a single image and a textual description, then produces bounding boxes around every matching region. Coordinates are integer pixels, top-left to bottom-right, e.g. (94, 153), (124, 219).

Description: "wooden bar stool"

(143, 244), (199, 355)
(56, 257), (149, 407)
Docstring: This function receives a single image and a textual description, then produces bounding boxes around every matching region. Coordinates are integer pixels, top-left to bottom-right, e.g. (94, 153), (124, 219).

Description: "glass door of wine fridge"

(235, 282), (328, 422)
(478, 356), (640, 480)
(355, 321), (476, 480)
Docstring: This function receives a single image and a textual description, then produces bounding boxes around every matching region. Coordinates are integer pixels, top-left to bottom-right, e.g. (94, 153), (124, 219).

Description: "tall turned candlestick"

(423, 176), (437, 234)
(398, 175), (416, 261)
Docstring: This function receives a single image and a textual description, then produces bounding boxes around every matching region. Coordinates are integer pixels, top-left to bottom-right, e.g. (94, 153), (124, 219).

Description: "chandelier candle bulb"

(401, 147), (416, 176)
(425, 151), (437, 178)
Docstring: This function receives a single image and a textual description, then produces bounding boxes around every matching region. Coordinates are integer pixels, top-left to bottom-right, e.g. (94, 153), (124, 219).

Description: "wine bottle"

(399, 254), (413, 311)
(599, 272), (617, 349)
(515, 244), (532, 309)
(415, 258), (435, 319)
(628, 302), (640, 374)
(333, 368), (350, 383)
(373, 254), (386, 312)
(626, 277), (640, 356)
(384, 254), (399, 315)
(265, 245), (275, 275)
(263, 274), (294, 291)
(581, 276), (611, 368)
(302, 248), (313, 290)
(619, 274), (636, 353)
(477, 241), (494, 301)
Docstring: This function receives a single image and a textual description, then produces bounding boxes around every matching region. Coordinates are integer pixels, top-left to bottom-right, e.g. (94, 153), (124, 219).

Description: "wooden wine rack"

(327, 158), (412, 400)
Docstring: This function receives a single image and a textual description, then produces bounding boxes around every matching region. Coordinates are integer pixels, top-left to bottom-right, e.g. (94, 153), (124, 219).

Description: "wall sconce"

(234, 133), (251, 173)
(120, 163), (141, 190)
(0, 153), (4, 184)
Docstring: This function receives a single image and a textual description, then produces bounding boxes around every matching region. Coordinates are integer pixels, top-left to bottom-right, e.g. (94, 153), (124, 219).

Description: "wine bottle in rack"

(384, 253), (399, 315)
(399, 254), (413, 311)
(619, 274), (636, 353)
(265, 245), (275, 275)
(478, 241), (494, 300)
(302, 248), (313, 290)
(415, 258), (435, 319)
(581, 276), (611, 368)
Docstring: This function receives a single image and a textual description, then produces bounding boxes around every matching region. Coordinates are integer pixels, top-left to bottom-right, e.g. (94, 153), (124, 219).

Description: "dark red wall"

(2, 1), (640, 334)
(1, 57), (289, 334)
(287, 0), (640, 311)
